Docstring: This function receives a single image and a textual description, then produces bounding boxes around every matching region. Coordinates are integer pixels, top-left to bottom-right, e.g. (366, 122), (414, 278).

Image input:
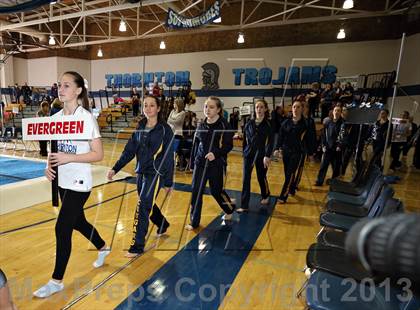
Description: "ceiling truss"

(0, 0), (417, 54)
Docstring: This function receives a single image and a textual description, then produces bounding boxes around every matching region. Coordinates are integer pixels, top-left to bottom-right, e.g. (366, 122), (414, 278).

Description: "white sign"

(239, 105), (252, 116)
(22, 115), (93, 141)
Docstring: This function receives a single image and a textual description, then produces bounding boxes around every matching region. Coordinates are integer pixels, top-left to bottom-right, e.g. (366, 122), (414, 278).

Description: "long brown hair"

(254, 99), (270, 119)
(205, 96), (223, 116)
(144, 95), (163, 121)
(63, 71), (90, 110)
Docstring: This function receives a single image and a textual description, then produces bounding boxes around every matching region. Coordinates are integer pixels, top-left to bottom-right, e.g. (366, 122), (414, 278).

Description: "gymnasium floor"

(0, 141), (419, 310)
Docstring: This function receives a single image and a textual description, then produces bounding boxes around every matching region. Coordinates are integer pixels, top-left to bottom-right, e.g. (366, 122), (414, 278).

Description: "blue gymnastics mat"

(0, 156), (46, 186)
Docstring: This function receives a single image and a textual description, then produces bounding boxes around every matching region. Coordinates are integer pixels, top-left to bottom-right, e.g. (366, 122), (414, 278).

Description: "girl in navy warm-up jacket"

(186, 96), (235, 230)
(238, 99), (273, 212)
(108, 95), (174, 257)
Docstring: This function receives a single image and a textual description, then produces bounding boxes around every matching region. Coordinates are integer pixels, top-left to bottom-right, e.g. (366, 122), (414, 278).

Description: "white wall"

(399, 33), (420, 85)
(0, 55), (14, 88)
(90, 37), (406, 116)
(27, 57), (57, 86)
(13, 57), (28, 85)
(386, 33), (420, 121)
(91, 38), (401, 91)
(57, 57), (91, 83)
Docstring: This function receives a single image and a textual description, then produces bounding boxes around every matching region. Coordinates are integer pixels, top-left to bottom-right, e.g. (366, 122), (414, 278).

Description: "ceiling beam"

(246, 0), (321, 27)
(253, 0), (368, 13)
(1, 0), (178, 32)
(19, 8), (405, 52)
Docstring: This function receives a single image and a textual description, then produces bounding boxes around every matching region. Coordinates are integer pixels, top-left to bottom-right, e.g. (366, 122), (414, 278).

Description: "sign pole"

(382, 33), (406, 174)
(51, 140), (59, 207)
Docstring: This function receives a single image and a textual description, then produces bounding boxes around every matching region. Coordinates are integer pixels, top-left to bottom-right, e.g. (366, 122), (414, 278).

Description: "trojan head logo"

(201, 62), (220, 90)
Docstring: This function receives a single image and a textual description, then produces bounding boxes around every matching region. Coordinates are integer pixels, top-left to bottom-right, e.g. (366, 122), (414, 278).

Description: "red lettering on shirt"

(76, 121), (84, 134)
(56, 122), (62, 134)
(69, 121), (76, 134)
(63, 121), (69, 134)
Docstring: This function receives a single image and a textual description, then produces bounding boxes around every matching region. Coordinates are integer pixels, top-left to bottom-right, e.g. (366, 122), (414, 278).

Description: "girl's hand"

(273, 149), (282, 158)
(44, 165), (56, 181)
(107, 169), (116, 181)
(263, 156), (271, 168)
(205, 152), (215, 161)
(49, 153), (72, 167)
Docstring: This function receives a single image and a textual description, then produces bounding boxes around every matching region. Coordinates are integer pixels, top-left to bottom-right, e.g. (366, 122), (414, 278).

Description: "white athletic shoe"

(185, 224), (195, 231)
(33, 280), (64, 298)
(222, 213), (233, 221)
(93, 247), (111, 268)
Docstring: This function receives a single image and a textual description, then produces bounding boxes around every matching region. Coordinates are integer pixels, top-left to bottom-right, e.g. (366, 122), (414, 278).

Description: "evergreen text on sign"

(22, 115), (93, 141)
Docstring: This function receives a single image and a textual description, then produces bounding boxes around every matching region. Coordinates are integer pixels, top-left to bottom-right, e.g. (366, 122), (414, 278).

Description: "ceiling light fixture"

(97, 47), (103, 57)
(119, 19), (127, 32)
(213, 17), (221, 23)
(159, 40), (166, 49)
(237, 32), (245, 44)
(337, 28), (346, 39)
(49, 35), (56, 45)
(343, 0), (354, 9)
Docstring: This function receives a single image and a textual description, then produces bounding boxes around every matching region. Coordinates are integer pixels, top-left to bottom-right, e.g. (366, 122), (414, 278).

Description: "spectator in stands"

(37, 101), (50, 156)
(390, 111), (412, 171)
(340, 82), (354, 103)
(167, 98), (186, 158)
(50, 98), (62, 115)
(112, 94), (124, 105)
(183, 81), (196, 107)
(306, 82), (321, 118)
(222, 107), (229, 120)
(320, 83), (334, 123)
(402, 116), (418, 165)
(158, 88), (166, 107)
(152, 82), (160, 97)
(271, 105), (285, 135)
(164, 96), (174, 119)
(130, 86), (140, 100)
(132, 97), (140, 117)
(21, 82), (32, 104)
(229, 110), (240, 131)
(13, 83), (21, 103)
(369, 109), (391, 168)
(332, 81), (342, 102)
(32, 87), (40, 104)
(50, 83), (58, 99)
(178, 111), (197, 170)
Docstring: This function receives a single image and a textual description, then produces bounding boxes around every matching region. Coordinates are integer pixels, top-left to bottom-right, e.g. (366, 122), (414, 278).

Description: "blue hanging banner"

(166, 1), (220, 29)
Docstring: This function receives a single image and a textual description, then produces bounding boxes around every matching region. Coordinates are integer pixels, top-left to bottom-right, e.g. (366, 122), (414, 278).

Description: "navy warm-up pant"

(316, 149), (342, 185)
(295, 153), (307, 190)
(129, 174), (168, 253)
(279, 150), (302, 201)
(190, 163), (235, 228)
(241, 156), (270, 209)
